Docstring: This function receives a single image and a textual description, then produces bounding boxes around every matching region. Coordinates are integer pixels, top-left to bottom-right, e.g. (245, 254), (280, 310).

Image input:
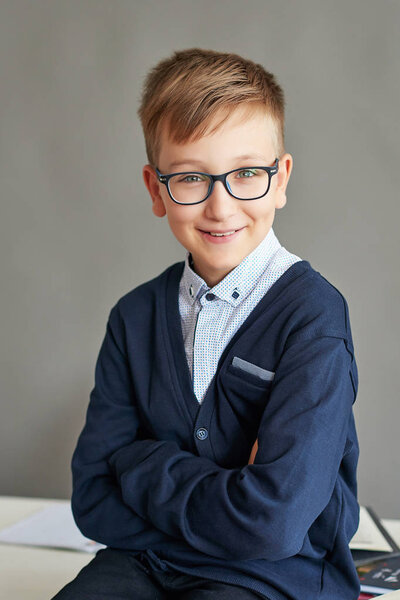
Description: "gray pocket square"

(232, 356), (275, 381)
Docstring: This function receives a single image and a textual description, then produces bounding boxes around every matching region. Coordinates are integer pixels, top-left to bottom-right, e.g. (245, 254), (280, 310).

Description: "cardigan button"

(195, 427), (208, 441)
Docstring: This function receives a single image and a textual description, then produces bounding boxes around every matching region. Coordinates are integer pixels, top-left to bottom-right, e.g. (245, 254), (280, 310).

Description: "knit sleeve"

(109, 333), (357, 561)
(70, 304), (176, 549)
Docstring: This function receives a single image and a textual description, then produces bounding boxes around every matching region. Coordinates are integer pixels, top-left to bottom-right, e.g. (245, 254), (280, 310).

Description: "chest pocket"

(229, 357), (275, 384)
(212, 358), (274, 468)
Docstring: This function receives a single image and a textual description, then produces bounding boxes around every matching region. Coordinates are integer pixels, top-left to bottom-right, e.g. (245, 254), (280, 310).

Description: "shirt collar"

(181, 254), (209, 305)
(180, 227), (282, 307)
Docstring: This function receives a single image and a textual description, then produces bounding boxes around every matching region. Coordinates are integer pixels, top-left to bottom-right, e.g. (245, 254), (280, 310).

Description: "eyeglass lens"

(168, 168), (270, 204)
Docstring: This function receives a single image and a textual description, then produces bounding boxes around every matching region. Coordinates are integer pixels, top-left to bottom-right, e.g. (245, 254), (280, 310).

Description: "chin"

(213, 260), (241, 276)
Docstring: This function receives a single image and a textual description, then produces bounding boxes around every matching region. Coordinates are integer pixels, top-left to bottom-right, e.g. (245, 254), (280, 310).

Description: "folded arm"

(71, 304), (176, 549)
(109, 335), (357, 561)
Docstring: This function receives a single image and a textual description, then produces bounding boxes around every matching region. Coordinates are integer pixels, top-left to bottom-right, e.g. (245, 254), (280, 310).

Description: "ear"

(274, 153), (293, 210)
(142, 165), (167, 217)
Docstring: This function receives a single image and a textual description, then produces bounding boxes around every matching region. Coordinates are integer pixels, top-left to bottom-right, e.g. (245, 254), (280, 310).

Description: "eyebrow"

(166, 154), (269, 172)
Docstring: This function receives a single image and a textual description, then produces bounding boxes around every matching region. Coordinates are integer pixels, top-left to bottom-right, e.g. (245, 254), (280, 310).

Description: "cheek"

(243, 203), (269, 221)
(257, 198), (276, 217)
(166, 205), (200, 236)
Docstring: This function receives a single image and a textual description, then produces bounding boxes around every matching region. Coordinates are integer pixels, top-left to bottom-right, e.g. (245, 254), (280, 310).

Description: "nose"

(203, 180), (237, 221)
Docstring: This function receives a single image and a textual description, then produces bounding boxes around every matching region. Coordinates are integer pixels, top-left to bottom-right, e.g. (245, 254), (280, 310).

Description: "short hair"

(138, 48), (286, 166)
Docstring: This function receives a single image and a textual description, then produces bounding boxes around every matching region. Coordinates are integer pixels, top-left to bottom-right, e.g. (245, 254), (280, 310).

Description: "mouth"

(199, 227), (244, 237)
(198, 227), (245, 243)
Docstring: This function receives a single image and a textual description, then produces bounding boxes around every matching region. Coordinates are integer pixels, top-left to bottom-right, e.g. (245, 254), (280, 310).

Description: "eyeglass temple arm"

(155, 168), (167, 183)
(270, 158), (279, 175)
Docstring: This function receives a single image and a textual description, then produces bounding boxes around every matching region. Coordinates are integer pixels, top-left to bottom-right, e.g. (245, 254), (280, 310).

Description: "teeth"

(209, 230), (236, 237)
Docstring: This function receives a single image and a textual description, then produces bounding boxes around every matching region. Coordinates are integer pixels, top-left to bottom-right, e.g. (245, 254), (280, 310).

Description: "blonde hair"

(138, 48), (286, 166)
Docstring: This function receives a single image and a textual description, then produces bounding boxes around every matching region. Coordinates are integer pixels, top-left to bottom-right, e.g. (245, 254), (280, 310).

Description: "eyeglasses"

(155, 158), (279, 205)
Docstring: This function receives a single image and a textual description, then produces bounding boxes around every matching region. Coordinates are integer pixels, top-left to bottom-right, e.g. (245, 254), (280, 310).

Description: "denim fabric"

(51, 548), (269, 599)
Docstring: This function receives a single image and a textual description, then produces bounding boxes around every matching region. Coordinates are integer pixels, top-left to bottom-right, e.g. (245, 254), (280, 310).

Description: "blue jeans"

(51, 548), (269, 599)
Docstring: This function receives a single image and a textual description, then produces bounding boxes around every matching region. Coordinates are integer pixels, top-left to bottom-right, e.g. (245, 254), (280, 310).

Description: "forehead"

(158, 106), (278, 171)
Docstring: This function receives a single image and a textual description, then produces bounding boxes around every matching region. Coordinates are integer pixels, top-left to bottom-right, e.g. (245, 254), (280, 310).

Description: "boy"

(52, 49), (360, 599)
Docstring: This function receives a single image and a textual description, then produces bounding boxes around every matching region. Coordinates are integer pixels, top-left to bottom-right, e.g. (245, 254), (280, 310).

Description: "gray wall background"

(1, 0), (399, 518)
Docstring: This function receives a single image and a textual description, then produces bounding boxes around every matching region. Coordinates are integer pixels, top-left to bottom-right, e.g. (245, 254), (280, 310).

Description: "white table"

(0, 496), (92, 600)
(1, 495), (400, 599)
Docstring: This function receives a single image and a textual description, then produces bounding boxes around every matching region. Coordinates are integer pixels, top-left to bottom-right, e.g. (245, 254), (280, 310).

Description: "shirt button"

(195, 427), (208, 441)
(205, 293), (216, 301)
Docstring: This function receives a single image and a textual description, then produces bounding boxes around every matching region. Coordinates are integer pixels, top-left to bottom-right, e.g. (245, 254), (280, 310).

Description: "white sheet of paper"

(0, 502), (106, 553)
(350, 505), (395, 552)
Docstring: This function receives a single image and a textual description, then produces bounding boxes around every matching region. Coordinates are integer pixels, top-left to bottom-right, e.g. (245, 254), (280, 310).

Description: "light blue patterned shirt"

(178, 227), (302, 403)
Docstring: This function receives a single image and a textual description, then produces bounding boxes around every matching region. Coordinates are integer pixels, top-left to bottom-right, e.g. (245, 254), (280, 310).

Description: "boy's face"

(143, 106), (293, 288)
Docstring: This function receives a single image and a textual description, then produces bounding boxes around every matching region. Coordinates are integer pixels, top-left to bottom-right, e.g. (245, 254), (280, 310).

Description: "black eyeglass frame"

(155, 158), (279, 205)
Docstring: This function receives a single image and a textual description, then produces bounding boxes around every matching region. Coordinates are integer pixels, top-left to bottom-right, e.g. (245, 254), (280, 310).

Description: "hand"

(248, 438), (258, 465)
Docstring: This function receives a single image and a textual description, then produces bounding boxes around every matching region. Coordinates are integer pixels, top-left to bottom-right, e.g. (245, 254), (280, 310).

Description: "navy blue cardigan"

(71, 260), (360, 600)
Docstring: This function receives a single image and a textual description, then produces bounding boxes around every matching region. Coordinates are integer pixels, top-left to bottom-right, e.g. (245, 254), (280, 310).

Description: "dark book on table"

(357, 552), (400, 595)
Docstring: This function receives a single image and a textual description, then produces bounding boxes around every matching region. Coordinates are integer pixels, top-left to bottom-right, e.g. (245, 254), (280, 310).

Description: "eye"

(178, 174), (207, 183)
(236, 168), (259, 178)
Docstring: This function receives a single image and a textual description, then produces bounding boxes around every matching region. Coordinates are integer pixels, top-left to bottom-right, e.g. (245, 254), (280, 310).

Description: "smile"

(199, 228), (244, 243)
(208, 230), (236, 237)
